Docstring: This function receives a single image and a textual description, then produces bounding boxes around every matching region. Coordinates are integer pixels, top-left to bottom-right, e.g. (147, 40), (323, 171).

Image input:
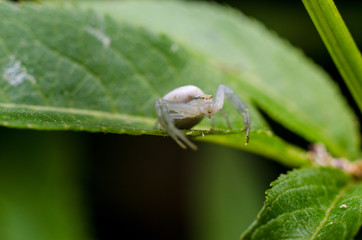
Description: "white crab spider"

(154, 85), (251, 150)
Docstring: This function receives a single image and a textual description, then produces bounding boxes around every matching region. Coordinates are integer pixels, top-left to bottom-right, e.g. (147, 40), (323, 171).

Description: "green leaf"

(302, 0), (362, 113)
(0, 1), (359, 165)
(0, 2), (310, 166)
(241, 167), (362, 239)
(80, 1), (360, 159)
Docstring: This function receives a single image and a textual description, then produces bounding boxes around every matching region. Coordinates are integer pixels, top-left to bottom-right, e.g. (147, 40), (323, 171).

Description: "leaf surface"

(2, 1), (360, 164)
(241, 167), (362, 240)
(0, 2), (311, 166)
(81, 0), (360, 159)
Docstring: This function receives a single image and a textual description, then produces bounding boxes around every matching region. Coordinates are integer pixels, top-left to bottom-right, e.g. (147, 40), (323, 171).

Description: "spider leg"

(154, 99), (198, 150)
(220, 109), (232, 129)
(210, 117), (215, 130)
(214, 85), (251, 144)
(153, 119), (160, 129)
(211, 109), (231, 130)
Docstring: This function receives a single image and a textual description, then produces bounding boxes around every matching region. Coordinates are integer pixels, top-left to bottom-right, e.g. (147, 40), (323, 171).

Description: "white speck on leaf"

(171, 43), (179, 52)
(86, 27), (111, 47)
(339, 204), (348, 209)
(2, 56), (36, 86)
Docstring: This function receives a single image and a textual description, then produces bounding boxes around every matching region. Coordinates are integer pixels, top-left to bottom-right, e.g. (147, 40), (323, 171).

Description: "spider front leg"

(154, 99), (198, 150)
(214, 85), (251, 144)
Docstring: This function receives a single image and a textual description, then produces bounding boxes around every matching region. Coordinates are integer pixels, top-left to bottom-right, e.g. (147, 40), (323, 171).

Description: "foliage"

(242, 168), (362, 239)
(302, 0), (362, 113)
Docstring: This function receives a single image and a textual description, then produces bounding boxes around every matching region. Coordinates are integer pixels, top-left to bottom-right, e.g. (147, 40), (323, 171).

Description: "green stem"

(301, 0), (362, 113)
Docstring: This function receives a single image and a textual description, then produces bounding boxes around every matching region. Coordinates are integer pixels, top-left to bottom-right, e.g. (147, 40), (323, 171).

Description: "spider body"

(163, 85), (212, 129)
(155, 85), (250, 150)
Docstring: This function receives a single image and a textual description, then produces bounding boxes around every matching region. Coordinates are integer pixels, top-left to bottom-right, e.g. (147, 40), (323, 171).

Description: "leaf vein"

(309, 182), (353, 240)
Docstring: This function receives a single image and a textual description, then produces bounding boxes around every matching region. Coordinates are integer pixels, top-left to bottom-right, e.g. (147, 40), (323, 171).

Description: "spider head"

(190, 95), (216, 118)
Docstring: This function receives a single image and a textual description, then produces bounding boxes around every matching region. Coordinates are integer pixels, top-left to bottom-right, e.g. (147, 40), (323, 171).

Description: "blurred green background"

(1, 0), (361, 239)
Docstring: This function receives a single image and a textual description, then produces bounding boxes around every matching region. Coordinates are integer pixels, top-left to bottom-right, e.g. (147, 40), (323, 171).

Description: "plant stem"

(301, 0), (362, 113)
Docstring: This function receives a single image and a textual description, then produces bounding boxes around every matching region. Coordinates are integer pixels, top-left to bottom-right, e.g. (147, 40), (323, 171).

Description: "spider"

(154, 85), (251, 150)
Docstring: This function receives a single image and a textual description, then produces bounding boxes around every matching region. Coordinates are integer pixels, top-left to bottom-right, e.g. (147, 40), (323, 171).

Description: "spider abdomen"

(163, 85), (204, 103)
(173, 116), (204, 129)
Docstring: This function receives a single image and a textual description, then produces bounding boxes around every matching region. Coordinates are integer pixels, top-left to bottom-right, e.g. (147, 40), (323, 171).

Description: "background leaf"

(302, 0), (362, 113)
(241, 167), (362, 239)
(0, 128), (90, 240)
(80, 0), (360, 159)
